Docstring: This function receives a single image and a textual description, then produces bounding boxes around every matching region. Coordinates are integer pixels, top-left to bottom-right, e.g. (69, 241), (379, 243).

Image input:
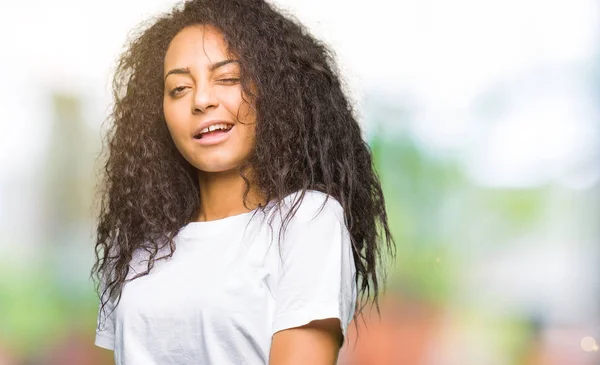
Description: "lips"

(191, 124), (234, 146)
(191, 120), (235, 139)
(193, 127), (232, 139)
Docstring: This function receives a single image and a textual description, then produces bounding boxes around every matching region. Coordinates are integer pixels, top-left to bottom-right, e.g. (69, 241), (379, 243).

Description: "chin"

(182, 146), (252, 174)
(193, 159), (243, 174)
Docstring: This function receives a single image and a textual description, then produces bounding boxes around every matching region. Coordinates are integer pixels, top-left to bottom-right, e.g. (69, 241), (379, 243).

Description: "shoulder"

(281, 190), (344, 223)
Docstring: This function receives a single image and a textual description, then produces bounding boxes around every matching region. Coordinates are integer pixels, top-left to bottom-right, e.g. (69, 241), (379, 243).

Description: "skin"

(162, 25), (343, 364)
(270, 318), (343, 365)
(163, 24), (263, 222)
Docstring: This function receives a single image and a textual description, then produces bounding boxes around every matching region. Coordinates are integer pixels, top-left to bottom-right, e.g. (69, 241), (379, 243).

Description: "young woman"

(91, 0), (396, 364)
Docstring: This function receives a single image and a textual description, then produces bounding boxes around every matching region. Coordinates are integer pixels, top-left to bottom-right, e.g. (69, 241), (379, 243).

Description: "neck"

(194, 167), (265, 222)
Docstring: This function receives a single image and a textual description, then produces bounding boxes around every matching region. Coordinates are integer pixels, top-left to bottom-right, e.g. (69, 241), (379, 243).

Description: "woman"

(91, 0), (396, 364)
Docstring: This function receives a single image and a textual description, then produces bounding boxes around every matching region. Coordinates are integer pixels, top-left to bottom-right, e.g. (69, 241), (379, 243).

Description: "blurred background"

(0, 0), (598, 364)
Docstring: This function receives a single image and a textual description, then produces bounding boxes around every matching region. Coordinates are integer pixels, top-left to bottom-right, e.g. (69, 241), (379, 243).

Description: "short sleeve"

(94, 280), (117, 351)
(270, 193), (357, 344)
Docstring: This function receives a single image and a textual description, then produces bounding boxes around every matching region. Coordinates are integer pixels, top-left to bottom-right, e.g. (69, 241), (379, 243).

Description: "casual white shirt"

(94, 190), (357, 364)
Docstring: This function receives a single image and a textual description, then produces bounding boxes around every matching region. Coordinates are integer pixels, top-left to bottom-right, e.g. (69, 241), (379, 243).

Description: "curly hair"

(91, 0), (396, 339)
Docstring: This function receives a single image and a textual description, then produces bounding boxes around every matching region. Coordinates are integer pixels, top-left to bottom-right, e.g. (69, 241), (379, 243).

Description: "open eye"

(169, 86), (187, 96)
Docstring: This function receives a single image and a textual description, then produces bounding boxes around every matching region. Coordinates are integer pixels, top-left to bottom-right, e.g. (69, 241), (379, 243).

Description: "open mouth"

(193, 124), (234, 139)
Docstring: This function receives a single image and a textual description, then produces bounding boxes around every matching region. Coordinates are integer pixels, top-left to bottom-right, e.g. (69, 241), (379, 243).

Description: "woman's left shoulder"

(285, 190), (344, 223)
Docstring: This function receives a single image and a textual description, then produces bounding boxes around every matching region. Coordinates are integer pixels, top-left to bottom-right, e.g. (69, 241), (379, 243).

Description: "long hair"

(91, 0), (396, 337)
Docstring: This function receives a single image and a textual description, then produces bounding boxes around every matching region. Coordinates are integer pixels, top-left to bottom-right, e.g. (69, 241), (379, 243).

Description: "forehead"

(164, 25), (232, 71)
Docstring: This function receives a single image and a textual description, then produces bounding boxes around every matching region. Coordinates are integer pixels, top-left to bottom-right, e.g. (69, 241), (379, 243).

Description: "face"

(163, 25), (256, 173)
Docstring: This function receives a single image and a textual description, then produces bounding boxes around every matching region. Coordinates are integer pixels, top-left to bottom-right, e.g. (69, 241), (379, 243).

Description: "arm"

(267, 192), (356, 365)
(94, 278), (117, 356)
(269, 318), (343, 365)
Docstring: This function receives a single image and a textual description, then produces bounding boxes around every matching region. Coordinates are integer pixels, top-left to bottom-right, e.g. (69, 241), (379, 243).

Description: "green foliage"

(0, 256), (98, 358)
(368, 125), (547, 306)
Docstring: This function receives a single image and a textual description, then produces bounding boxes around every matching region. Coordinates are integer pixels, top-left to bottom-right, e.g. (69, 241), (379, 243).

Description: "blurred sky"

(1, 0), (599, 192)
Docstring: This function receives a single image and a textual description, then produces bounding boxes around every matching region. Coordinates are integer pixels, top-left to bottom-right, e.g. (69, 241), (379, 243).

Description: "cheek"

(220, 88), (255, 122)
(234, 104), (257, 144)
(163, 101), (186, 136)
(239, 103), (257, 125)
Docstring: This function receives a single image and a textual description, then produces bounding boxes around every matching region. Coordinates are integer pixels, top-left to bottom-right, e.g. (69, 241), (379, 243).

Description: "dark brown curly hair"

(91, 0), (396, 339)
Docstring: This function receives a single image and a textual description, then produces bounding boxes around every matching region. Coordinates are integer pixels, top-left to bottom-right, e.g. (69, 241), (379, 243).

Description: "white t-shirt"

(94, 190), (358, 364)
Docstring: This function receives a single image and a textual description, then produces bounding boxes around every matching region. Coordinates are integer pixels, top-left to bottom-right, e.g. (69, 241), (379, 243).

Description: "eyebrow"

(164, 59), (239, 81)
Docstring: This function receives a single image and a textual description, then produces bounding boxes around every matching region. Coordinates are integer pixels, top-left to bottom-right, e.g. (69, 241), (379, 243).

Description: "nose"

(192, 82), (218, 114)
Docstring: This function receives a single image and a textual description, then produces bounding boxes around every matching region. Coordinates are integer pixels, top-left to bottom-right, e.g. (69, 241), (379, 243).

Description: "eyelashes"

(168, 78), (240, 97)
(169, 86), (187, 97)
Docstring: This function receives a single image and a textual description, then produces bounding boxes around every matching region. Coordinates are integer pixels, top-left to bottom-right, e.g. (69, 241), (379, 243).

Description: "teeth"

(199, 123), (232, 134)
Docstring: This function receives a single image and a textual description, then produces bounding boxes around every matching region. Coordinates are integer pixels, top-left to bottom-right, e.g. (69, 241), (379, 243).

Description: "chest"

(115, 231), (277, 331)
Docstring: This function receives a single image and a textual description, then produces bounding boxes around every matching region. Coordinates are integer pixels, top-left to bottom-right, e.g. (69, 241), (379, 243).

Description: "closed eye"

(218, 78), (240, 84)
